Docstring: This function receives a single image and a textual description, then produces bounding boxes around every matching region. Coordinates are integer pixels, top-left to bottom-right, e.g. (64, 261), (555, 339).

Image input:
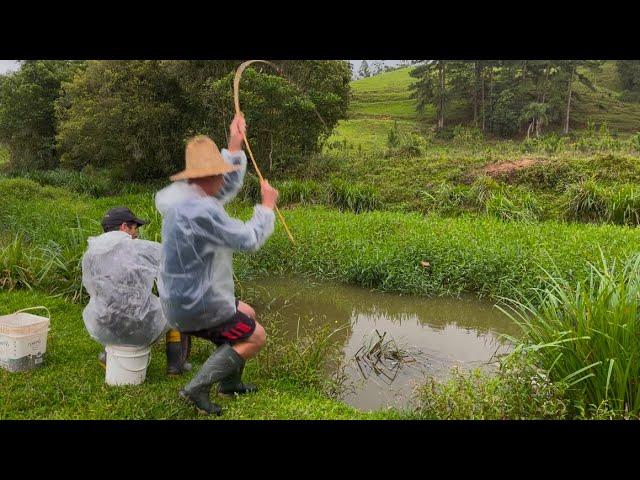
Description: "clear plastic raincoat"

(155, 149), (275, 332)
(81, 231), (168, 347)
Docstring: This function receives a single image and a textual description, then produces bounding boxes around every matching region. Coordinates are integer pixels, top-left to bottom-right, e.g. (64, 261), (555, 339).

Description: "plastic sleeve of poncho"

(207, 203), (275, 253)
(215, 149), (247, 205)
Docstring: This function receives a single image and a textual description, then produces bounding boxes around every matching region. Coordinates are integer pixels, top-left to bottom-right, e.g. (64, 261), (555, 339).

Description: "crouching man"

(155, 114), (278, 415)
(81, 207), (191, 375)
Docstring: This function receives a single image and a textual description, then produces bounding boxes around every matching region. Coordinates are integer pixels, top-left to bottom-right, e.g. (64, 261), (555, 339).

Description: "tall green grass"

(500, 254), (640, 418)
(563, 180), (640, 226)
(327, 179), (380, 213)
(0, 234), (36, 290)
(415, 356), (569, 419)
(2, 178), (640, 303)
(274, 179), (323, 206)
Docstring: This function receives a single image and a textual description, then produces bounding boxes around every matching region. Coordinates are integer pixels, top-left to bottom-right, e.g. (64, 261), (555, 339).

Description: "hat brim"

(102, 217), (149, 229)
(169, 163), (240, 182)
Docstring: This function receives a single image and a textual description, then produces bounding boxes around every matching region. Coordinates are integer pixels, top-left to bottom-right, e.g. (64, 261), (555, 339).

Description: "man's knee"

(237, 301), (256, 320)
(252, 322), (266, 348)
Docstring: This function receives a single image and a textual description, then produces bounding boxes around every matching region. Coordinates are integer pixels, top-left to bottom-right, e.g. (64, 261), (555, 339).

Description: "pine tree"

(358, 60), (371, 79)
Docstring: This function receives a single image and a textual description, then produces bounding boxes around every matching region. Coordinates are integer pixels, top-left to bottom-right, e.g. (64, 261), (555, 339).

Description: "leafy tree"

(520, 102), (549, 138)
(204, 60), (351, 173)
(490, 88), (524, 137)
(55, 60), (351, 180)
(0, 60), (82, 170)
(371, 61), (385, 75)
(55, 60), (189, 180)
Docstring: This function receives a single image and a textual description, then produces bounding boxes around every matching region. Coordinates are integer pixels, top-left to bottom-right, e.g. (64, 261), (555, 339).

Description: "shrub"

(485, 191), (540, 223)
(386, 122), (428, 157)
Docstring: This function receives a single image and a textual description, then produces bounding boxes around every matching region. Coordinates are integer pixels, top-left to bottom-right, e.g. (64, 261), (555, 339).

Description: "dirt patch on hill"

(481, 157), (541, 177)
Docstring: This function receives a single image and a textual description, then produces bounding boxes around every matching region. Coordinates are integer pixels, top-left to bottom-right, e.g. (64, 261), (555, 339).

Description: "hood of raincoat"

(81, 231), (167, 347)
(155, 149), (276, 332)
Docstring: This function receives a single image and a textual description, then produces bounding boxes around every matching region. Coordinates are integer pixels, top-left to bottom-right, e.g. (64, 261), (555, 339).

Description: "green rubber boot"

(179, 344), (243, 416)
(218, 359), (257, 397)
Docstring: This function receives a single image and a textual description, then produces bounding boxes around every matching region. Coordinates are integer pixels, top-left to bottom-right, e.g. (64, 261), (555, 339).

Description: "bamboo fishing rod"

(233, 60), (324, 246)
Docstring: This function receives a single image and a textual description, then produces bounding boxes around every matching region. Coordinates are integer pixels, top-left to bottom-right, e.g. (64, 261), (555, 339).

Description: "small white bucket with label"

(0, 306), (51, 372)
(105, 345), (151, 386)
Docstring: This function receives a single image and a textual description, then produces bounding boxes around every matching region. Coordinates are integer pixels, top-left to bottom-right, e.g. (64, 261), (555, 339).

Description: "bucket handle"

(113, 350), (152, 372)
(14, 306), (51, 321)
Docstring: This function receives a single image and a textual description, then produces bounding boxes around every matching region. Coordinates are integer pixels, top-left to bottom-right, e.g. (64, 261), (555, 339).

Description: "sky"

(350, 60), (406, 75)
(0, 60), (20, 74)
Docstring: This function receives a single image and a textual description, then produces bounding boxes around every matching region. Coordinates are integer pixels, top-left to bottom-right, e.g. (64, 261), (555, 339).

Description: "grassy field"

(349, 67), (419, 120)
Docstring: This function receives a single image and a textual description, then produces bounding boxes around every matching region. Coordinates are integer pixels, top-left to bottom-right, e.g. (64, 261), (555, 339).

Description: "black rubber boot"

(181, 334), (192, 367)
(218, 359), (257, 397)
(179, 344), (243, 416)
(167, 331), (192, 375)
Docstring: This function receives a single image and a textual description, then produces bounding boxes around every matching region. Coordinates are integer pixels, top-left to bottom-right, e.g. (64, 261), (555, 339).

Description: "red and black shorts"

(185, 299), (256, 346)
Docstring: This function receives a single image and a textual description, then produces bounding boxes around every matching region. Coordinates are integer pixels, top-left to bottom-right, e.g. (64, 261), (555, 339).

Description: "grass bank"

(2, 178), (639, 304)
(0, 289), (411, 419)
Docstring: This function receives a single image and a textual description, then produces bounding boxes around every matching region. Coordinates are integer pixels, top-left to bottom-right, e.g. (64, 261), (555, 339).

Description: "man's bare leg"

(232, 301), (265, 359)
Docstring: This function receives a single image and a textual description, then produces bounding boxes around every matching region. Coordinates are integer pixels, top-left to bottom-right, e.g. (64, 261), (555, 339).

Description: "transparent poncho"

(155, 149), (275, 332)
(81, 231), (168, 347)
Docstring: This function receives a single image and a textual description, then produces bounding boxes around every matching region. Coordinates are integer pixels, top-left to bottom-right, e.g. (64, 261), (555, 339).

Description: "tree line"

(410, 60), (640, 137)
(0, 60), (351, 179)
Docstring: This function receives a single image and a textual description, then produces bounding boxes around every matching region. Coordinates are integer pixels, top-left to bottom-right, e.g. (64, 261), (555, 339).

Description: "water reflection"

(242, 276), (520, 411)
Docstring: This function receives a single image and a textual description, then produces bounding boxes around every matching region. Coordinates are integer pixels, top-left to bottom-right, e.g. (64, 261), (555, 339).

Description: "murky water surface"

(243, 276), (520, 411)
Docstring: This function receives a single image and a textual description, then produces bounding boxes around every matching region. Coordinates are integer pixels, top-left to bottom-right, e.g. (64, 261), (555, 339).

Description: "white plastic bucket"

(0, 306), (51, 372)
(105, 345), (151, 386)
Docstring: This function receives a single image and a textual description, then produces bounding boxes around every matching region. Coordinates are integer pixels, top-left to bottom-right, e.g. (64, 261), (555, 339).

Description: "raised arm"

(215, 114), (248, 205)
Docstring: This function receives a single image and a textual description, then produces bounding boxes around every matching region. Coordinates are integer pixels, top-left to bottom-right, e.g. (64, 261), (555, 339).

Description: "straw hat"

(170, 135), (240, 181)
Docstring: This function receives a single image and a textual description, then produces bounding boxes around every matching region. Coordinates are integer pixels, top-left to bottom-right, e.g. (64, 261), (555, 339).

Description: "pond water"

(242, 276), (520, 412)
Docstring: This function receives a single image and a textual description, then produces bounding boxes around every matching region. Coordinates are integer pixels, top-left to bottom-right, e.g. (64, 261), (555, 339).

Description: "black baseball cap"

(101, 207), (149, 231)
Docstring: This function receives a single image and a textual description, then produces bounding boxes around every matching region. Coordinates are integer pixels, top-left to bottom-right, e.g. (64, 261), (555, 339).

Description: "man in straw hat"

(155, 114), (279, 415)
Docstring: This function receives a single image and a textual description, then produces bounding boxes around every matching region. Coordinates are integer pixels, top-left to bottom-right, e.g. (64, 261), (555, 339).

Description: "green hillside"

(347, 61), (640, 134)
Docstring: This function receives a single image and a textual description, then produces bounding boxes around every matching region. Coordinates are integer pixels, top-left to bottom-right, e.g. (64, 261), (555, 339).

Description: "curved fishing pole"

(233, 60), (328, 130)
(234, 59), (320, 246)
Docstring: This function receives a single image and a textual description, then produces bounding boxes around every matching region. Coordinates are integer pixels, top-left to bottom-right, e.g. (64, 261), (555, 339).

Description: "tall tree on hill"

(438, 61), (445, 129)
(358, 60), (371, 79)
(617, 60), (640, 93)
(410, 60), (447, 129)
(371, 61), (385, 75)
(559, 60), (598, 134)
